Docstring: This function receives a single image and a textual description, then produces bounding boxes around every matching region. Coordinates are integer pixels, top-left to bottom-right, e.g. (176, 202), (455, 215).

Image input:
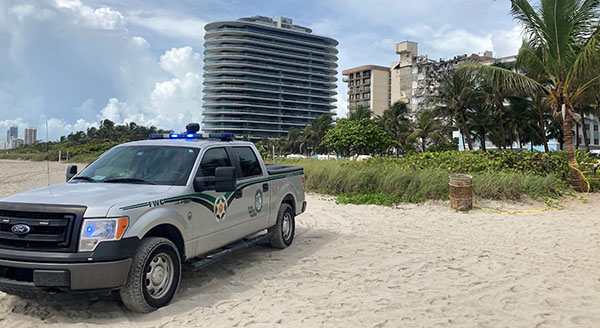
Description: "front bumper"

(0, 257), (132, 291)
(0, 237), (140, 292)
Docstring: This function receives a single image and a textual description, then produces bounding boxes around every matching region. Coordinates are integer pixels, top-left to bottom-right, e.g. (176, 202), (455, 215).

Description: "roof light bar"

(148, 133), (235, 141)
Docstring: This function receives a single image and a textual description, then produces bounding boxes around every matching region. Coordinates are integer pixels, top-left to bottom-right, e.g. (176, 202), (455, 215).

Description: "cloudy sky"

(0, 0), (523, 140)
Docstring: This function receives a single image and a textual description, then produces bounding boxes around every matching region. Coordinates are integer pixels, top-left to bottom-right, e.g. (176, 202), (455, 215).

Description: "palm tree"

(431, 71), (486, 150)
(457, 0), (600, 192)
(377, 101), (411, 153)
(304, 114), (333, 154)
(407, 111), (445, 152)
(348, 106), (372, 120)
(466, 105), (495, 151)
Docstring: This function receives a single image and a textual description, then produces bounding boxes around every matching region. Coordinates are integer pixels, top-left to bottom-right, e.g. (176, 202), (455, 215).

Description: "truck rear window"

(232, 147), (262, 178)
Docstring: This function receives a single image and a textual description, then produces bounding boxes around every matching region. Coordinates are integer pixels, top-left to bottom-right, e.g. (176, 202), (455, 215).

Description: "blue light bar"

(149, 133), (234, 140)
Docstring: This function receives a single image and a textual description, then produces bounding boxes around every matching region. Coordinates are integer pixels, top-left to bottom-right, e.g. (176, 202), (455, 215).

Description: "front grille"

(0, 204), (86, 252)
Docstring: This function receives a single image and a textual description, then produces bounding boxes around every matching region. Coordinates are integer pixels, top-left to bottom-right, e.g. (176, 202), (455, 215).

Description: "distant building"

(342, 42), (508, 115)
(342, 65), (390, 117)
(9, 137), (24, 149)
(202, 16), (339, 139)
(24, 127), (37, 145)
(0, 141), (7, 150)
(6, 125), (17, 142)
(390, 41), (496, 112)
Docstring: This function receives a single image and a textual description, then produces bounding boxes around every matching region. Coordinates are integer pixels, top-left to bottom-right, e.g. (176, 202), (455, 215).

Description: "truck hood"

(0, 182), (173, 217)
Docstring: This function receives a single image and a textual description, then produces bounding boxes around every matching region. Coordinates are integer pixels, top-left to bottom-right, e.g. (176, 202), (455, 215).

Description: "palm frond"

(456, 62), (546, 96)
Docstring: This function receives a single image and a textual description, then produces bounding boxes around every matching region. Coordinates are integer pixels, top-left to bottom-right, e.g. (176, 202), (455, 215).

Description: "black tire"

(268, 203), (295, 249)
(119, 237), (181, 313)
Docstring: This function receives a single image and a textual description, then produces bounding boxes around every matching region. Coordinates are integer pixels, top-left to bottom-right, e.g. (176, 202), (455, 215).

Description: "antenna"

(46, 120), (52, 193)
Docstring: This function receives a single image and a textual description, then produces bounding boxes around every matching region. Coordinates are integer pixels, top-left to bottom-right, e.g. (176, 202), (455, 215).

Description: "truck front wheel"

(268, 203), (295, 249)
(119, 237), (181, 313)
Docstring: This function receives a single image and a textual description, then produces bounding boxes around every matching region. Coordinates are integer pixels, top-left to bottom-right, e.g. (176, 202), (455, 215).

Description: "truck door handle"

(235, 189), (243, 198)
(262, 183), (269, 192)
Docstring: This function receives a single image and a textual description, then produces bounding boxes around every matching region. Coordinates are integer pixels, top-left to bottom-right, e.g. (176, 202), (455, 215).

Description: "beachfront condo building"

(6, 125), (17, 143)
(342, 65), (390, 117)
(24, 127), (37, 145)
(202, 16), (338, 139)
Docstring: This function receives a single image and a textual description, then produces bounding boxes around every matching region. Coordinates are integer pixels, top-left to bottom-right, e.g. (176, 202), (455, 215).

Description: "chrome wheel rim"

(145, 252), (174, 299)
(282, 212), (292, 240)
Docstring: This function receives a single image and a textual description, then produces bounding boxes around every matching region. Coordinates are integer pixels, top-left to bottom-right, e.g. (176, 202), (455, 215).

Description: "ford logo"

(11, 224), (31, 235)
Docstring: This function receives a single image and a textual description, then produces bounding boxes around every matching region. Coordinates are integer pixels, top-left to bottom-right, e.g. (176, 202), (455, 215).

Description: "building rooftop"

(342, 65), (390, 75)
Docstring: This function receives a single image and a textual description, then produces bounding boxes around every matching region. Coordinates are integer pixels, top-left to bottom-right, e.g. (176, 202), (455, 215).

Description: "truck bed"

(265, 164), (303, 175)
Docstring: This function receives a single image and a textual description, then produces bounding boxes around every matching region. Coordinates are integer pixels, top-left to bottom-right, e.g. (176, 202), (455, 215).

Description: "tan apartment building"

(342, 65), (390, 117)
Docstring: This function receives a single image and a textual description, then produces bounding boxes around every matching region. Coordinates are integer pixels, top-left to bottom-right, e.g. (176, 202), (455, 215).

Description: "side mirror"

(193, 166), (237, 192)
(66, 165), (77, 181)
(215, 166), (236, 192)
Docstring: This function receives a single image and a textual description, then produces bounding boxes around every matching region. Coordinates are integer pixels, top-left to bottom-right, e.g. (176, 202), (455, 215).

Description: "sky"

(0, 0), (524, 141)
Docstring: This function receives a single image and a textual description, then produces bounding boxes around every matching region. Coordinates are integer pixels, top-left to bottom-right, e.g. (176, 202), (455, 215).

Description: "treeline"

(256, 103), (457, 158)
(1, 120), (170, 163)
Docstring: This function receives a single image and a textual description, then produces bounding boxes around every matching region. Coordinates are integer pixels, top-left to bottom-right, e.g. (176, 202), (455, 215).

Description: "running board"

(185, 232), (273, 272)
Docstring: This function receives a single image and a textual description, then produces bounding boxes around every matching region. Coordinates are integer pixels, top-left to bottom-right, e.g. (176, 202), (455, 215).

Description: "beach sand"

(0, 159), (599, 327)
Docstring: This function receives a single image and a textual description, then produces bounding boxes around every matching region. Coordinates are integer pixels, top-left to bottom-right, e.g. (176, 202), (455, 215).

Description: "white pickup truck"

(0, 124), (306, 312)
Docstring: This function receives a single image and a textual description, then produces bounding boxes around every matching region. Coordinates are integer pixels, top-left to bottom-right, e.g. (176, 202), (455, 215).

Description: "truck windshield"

(76, 146), (199, 186)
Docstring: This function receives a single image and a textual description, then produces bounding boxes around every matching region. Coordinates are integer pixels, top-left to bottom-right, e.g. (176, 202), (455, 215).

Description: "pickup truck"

(0, 124), (306, 312)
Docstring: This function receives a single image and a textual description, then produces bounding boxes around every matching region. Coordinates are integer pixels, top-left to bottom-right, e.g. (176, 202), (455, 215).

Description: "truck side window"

(199, 148), (231, 177)
(233, 147), (262, 177)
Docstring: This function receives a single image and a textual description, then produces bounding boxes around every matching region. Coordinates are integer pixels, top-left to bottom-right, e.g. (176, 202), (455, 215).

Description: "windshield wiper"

(70, 176), (98, 183)
(103, 178), (156, 185)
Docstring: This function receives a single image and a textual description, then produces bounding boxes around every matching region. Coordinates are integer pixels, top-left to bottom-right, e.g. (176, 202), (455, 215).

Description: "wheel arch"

(142, 224), (185, 261)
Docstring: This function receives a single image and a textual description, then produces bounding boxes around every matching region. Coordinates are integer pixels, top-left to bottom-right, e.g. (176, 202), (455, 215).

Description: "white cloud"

(491, 25), (523, 57)
(131, 36), (150, 48)
(402, 24), (494, 58)
(159, 46), (202, 77)
(127, 12), (206, 40)
(10, 4), (35, 21)
(54, 0), (125, 30)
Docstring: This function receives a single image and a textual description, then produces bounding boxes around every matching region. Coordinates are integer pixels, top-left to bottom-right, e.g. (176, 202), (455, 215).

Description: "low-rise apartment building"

(342, 65), (390, 117)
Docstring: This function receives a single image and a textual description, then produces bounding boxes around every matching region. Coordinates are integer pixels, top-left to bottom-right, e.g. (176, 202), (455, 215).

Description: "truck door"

(229, 146), (271, 230)
(192, 146), (236, 238)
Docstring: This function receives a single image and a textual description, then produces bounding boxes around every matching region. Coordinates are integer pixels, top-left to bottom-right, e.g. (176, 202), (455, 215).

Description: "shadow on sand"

(2, 225), (337, 325)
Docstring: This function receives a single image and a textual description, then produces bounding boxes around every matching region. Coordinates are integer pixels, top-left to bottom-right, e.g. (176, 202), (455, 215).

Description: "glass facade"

(202, 17), (339, 139)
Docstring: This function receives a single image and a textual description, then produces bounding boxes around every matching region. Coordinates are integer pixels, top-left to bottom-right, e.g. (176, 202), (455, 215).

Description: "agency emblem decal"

(214, 195), (228, 222)
(255, 190), (263, 213)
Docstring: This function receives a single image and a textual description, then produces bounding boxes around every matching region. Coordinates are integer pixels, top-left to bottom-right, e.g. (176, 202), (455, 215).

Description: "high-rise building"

(9, 138), (23, 149)
(6, 125), (17, 142)
(342, 65), (390, 117)
(24, 127), (37, 145)
(202, 16), (338, 139)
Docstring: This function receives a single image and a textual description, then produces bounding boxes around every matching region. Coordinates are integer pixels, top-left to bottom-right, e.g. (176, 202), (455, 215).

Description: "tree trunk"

(480, 128), (487, 152)
(422, 137), (426, 153)
(458, 112), (473, 151)
(518, 129), (523, 150)
(562, 106), (589, 192)
(575, 122), (580, 149)
(580, 108), (590, 152)
(535, 93), (549, 152)
(497, 100), (506, 149)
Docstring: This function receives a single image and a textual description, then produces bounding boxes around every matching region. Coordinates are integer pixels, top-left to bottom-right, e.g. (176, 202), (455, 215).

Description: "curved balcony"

(205, 52), (337, 72)
(203, 101), (333, 114)
(204, 85), (335, 98)
(202, 93), (335, 107)
(204, 44), (337, 63)
(205, 35), (337, 56)
(203, 76), (335, 91)
(204, 60), (336, 79)
(205, 28), (337, 50)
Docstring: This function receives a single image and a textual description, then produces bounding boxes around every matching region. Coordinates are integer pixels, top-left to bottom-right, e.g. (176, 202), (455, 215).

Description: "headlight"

(79, 217), (129, 252)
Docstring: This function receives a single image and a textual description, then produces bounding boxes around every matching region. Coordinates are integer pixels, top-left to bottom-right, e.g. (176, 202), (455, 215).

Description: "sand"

(0, 159), (599, 327)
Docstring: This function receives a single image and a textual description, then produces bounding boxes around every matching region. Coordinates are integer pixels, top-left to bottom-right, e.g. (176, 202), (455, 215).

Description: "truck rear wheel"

(119, 237), (181, 313)
(268, 203), (295, 249)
